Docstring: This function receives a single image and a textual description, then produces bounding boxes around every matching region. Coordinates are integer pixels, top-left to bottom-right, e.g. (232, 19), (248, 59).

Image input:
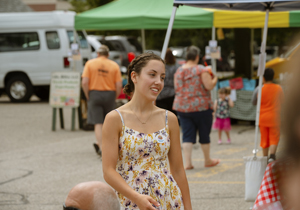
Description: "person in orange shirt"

(82, 45), (122, 157)
(252, 68), (284, 163)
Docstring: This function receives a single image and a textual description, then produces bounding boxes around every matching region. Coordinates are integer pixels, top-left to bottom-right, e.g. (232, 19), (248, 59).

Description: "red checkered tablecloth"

(252, 160), (294, 210)
(253, 162), (282, 210)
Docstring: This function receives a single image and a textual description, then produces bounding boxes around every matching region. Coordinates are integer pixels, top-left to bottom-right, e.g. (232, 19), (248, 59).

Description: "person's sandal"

(268, 154), (276, 164)
(93, 143), (102, 157)
(93, 143), (99, 152)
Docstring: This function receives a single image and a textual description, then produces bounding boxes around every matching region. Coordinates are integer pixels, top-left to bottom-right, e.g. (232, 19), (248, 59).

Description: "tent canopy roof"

(75, 0), (213, 30)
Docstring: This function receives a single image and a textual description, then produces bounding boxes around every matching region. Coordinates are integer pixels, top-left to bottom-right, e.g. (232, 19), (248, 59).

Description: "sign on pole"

(205, 40), (221, 59)
(49, 71), (81, 107)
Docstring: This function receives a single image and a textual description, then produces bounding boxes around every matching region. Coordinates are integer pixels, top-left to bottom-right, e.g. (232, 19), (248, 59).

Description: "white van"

(0, 11), (92, 102)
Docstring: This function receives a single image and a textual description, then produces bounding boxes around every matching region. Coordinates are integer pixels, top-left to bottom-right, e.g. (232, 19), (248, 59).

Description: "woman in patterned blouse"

(173, 46), (220, 170)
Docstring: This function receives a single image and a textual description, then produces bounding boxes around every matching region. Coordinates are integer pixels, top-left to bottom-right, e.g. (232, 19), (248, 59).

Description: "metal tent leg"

(254, 9), (269, 156)
(161, 5), (178, 60)
(211, 26), (217, 102)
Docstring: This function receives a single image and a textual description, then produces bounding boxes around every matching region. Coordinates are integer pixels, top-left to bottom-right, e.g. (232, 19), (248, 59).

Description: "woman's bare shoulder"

(106, 104), (132, 123)
(167, 111), (179, 124)
(105, 109), (122, 125)
(117, 103), (129, 112)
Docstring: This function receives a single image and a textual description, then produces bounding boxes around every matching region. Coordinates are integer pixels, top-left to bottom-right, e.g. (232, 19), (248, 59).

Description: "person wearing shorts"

(252, 68), (283, 163)
(82, 45), (122, 156)
(173, 46), (220, 170)
(179, 110), (213, 145)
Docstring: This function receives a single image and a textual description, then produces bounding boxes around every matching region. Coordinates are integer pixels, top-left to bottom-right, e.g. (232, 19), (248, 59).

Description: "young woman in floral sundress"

(102, 53), (192, 210)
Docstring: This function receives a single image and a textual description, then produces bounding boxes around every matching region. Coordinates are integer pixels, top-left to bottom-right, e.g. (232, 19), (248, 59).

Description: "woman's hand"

(134, 194), (160, 210)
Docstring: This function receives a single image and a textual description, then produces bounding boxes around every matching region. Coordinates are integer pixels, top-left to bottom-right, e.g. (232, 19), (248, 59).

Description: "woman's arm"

(214, 100), (218, 112)
(201, 72), (218, 90)
(168, 112), (192, 210)
(102, 111), (159, 210)
(81, 77), (89, 100)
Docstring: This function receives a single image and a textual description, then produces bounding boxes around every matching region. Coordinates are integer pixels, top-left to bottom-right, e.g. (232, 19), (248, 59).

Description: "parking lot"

(0, 95), (262, 210)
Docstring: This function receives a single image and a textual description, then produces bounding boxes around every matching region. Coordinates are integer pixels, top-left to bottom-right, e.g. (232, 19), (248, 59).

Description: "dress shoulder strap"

(165, 110), (168, 128)
(114, 109), (124, 127)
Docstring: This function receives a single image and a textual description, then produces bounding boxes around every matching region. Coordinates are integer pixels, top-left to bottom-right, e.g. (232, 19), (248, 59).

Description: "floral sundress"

(115, 109), (184, 210)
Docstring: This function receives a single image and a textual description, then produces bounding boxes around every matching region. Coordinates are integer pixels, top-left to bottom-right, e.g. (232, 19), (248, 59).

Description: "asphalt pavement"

(0, 95), (263, 210)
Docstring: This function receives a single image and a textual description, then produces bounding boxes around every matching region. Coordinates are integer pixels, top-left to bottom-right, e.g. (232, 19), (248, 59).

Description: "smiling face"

(132, 59), (165, 101)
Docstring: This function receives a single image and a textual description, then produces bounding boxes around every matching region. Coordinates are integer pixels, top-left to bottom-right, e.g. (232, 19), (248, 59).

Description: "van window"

(76, 31), (88, 49)
(67, 30), (88, 49)
(46, 31), (60, 49)
(108, 40), (125, 51)
(67, 30), (75, 46)
(0, 32), (40, 52)
(98, 40), (117, 51)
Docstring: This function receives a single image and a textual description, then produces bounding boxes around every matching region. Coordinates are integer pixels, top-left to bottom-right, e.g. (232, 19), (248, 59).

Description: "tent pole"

(161, 5), (178, 60)
(211, 26), (216, 75)
(141, 29), (146, 53)
(211, 26), (217, 102)
(254, 9), (269, 157)
(250, 28), (254, 79)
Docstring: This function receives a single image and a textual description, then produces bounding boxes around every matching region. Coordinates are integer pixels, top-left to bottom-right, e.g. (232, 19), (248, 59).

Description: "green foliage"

(171, 29), (211, 51)
(86, 0), (113, 8)
(89, 29), (213, 52)
(69, 0), (88, 13)
(254, 28), (300, 53)
(70, 0), (113, 13)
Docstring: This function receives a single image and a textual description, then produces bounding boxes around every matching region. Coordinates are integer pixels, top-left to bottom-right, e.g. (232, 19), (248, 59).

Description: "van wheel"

(6, 76), (33, 102)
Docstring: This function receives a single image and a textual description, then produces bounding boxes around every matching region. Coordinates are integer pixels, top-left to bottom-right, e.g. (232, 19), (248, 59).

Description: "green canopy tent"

(75, 0), (214, 51)
(75, 0), (213, 30)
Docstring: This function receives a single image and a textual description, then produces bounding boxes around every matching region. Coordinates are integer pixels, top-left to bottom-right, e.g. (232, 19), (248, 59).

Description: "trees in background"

(70, 0), (113, 13)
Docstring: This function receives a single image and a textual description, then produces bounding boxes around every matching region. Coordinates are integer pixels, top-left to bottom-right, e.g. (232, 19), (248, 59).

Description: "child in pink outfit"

(213, 87), (234, 144)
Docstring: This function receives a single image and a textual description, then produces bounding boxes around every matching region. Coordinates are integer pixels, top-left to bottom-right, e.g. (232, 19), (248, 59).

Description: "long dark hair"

(165, 48), (176, 65)
(123, 53), (165, 96)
